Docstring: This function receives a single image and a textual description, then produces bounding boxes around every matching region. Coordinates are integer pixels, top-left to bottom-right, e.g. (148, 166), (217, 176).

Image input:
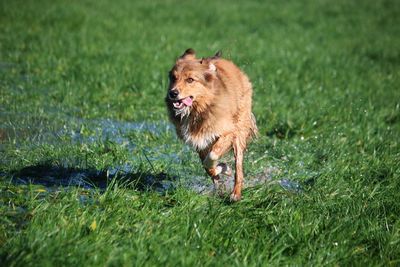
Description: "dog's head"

(166, 48), (221, 118)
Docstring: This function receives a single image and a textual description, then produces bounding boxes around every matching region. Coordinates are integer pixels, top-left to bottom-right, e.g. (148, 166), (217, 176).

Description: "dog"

(165, 48), (257, 201)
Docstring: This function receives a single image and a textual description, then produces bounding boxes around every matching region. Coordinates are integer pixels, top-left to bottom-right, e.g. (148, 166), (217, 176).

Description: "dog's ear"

(213, 50), (222, 59)
(179, 48), (196, 60)
(200, 51), (221, 63)
(204, 62), (217, 82)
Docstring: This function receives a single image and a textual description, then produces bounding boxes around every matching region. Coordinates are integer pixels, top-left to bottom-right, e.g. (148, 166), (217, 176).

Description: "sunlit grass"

(1, 0), (399, 266)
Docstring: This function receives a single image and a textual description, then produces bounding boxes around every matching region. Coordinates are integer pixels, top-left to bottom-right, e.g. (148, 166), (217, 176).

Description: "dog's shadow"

(5, 162), (177, 193)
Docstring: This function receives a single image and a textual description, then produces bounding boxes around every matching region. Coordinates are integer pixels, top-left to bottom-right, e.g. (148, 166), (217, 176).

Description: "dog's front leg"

(199, 135), (233, 192)
(231, 138), (245, 202)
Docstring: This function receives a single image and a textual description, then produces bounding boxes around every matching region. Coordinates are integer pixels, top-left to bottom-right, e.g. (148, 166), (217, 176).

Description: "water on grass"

(1, 110), (305, 196)
(0, 111), (172, 149)
(8, 162), (281, 197)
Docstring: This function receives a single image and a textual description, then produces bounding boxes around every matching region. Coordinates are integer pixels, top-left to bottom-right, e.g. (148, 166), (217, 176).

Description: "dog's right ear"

(179, 48), (196, 60)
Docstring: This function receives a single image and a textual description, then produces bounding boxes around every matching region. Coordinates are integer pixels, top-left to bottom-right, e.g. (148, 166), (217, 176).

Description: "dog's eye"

(186, 78), (194, 83)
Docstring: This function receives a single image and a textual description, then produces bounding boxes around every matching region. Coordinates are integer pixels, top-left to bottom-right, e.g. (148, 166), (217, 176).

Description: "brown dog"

(165, 49), (257, 201)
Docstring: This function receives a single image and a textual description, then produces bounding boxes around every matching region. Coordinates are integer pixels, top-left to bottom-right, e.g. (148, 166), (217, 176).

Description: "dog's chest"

(179, 118), (218, 151)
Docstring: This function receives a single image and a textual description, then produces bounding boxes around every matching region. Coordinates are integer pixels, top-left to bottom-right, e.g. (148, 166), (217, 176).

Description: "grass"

(1, 0), (400, 265)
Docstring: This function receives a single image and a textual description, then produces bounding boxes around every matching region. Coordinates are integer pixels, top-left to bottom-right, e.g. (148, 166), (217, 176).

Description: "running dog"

(165, 49), (257, 201)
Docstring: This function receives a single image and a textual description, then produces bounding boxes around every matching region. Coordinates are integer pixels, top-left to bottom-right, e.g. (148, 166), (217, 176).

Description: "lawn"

(1, 0), (400, 266)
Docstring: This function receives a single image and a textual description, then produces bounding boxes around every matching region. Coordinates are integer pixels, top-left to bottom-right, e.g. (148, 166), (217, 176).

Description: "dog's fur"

(165, 49), (257, 201)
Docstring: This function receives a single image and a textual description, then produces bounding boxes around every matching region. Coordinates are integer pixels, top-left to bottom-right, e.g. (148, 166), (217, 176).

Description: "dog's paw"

(207, 168), (220, 177)
(229, 192), (241, 202)
(217, 163), (232, 176)
(207, 163), (231, 177)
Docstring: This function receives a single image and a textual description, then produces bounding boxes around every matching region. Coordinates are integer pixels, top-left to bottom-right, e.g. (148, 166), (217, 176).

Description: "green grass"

(1, 0), (400, 265)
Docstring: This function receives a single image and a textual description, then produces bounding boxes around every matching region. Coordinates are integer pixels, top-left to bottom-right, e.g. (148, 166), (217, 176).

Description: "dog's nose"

(169, 89), (179, 99)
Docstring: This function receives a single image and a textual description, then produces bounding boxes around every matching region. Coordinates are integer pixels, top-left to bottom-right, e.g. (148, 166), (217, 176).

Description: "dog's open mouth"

(172, 96), (193, 109)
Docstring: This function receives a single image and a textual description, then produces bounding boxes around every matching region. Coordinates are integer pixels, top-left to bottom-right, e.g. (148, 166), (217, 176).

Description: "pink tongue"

(181, 97), (193, 106)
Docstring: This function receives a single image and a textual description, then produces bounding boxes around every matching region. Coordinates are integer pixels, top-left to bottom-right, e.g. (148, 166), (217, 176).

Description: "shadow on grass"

(6, 163), (177, 193)
(4, 162), (306, 197)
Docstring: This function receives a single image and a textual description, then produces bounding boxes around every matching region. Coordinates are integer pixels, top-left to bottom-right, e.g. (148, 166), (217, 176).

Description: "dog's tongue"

(182, 97), (193, 106)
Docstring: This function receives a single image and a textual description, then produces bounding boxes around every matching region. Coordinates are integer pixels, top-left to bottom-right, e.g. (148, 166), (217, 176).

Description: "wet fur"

(165, 49), (257, 201)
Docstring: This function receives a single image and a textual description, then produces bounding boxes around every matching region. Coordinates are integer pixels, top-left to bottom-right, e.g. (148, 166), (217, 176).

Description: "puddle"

(0, 62), (16, 71)
(279, 178), (303, 193)
(0, 112), (62, 146)
(1, 110), (311, 197)
(62, 118), (173, 148)
(0, 111), (172, 149)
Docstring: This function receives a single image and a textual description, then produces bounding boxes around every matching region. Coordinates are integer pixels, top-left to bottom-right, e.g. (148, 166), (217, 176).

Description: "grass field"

(1, 0), (400, 265)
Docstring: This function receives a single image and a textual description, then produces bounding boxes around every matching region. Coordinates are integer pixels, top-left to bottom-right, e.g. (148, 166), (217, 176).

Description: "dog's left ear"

(179, 48), (196, 60)
(213, 50), (222, 59)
